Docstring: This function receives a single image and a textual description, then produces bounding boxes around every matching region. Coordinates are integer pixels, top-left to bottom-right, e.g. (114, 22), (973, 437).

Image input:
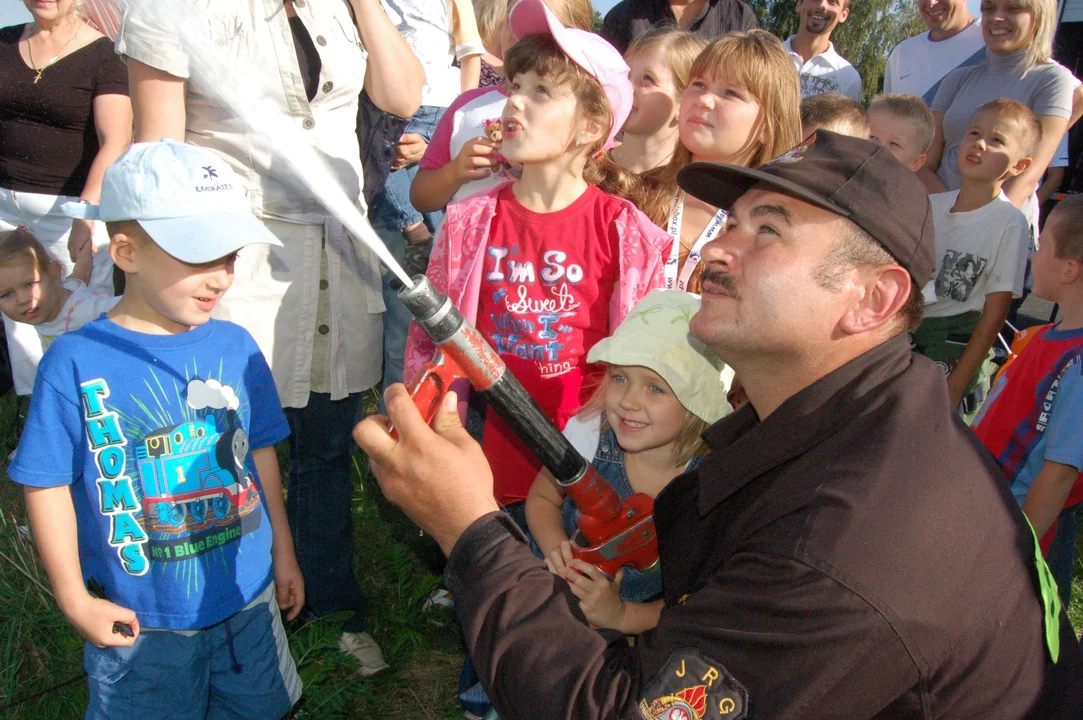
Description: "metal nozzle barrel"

(398, 276), (622, 523)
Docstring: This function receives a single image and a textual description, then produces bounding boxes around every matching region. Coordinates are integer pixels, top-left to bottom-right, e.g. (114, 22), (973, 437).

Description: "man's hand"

(563, 560), (625, 631)
(273, 548), (305, 621)
(451, 137), (499, 184)
(62, 591), (140, 648)
(353, 385), (500, 555)
(392, 133), (428, 171)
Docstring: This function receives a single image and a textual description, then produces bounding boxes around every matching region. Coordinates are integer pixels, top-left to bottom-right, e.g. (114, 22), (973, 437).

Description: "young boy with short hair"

(972, 194), (1083, 606)
(867, 93), (935, 172)
(799, 92), (869, 139)
(912, 98), (1037, 416)
(10, 139), (304, 718)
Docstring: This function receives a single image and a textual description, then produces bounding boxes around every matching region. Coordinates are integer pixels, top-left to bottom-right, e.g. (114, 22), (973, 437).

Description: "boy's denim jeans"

(284, 391), (368, 632)
(370, 105), (446, 232)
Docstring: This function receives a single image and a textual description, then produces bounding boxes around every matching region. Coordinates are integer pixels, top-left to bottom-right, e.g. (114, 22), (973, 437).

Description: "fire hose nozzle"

(397, 276), (659, 576)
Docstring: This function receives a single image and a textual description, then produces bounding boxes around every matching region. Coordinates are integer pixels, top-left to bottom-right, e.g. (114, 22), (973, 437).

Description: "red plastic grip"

(393, 351), (468, 439)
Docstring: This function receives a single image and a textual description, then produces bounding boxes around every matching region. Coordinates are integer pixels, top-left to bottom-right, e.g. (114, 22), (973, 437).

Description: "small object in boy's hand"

(86, 577), (136, 638)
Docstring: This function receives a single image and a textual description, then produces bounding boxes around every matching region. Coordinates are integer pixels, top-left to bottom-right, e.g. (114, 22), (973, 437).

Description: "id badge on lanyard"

(663, 193), (727, 292)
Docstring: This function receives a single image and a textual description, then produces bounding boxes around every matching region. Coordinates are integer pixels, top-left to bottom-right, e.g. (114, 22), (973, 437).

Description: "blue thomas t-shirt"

(9, 318), (289, 630)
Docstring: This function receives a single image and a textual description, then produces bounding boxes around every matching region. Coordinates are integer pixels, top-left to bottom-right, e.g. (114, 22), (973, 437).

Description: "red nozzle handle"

(394, 351), (468, 438)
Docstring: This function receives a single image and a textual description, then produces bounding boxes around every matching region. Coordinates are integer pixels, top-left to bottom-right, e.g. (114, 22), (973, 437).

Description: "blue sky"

(0, 0), (985, 41)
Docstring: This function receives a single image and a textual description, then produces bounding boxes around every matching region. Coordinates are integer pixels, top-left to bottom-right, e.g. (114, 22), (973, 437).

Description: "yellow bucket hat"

(587, 289), (732, 424)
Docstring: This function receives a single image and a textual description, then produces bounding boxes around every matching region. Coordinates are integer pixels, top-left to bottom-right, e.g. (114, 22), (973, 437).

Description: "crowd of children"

(5, 0), (1083, 717)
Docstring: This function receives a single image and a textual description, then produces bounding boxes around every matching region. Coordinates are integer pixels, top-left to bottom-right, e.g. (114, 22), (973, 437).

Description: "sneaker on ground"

(338, 631), (390, 677)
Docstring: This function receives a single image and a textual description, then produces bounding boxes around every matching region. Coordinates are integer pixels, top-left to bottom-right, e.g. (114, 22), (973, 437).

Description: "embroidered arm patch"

(639, 649), (747, 720)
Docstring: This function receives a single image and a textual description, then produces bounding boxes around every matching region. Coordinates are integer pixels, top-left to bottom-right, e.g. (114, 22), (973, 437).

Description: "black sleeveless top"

(0, 25), (129, 196)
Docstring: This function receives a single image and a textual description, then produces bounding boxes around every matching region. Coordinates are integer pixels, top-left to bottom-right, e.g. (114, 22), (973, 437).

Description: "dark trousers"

(285, 391), (367, 632)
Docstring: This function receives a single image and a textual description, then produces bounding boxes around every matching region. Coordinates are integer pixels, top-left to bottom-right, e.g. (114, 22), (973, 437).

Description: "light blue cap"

(63, 139), (282, 263)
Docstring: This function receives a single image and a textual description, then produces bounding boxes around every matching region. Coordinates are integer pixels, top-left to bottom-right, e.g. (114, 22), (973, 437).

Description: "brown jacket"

(445, 334), (1083, 718)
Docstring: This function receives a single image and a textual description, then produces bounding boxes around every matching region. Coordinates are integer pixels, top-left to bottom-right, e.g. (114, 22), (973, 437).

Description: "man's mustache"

(700, 267), (740, 300)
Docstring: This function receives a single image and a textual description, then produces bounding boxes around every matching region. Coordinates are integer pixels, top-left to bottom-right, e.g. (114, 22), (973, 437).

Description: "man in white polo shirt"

(783, 0), (862, 101)
(884, 0), (985, 104)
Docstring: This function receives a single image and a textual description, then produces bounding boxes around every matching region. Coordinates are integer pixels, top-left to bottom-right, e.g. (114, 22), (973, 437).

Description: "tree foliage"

(592, 8), (604, 33)
(748, 0), (926, 103)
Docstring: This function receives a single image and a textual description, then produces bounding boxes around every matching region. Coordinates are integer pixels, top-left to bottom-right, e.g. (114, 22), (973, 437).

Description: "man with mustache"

(784, 0), (862, 100)
(355, 131), (1083, 718)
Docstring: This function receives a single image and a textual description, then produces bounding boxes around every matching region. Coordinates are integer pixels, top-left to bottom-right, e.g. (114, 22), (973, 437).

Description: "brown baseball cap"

(677, 130), (936, 286)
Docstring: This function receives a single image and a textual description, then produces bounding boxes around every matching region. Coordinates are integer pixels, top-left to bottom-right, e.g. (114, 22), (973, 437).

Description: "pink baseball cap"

(509, 0), (631, 151)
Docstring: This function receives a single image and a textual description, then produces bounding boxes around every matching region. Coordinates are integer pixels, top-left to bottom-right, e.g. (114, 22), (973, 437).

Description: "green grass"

(1, 388), (1082, 719)
(0, 390), (465, 719)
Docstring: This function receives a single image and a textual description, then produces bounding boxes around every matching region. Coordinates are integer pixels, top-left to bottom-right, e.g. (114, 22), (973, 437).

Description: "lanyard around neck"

(664, 192), (726, 292)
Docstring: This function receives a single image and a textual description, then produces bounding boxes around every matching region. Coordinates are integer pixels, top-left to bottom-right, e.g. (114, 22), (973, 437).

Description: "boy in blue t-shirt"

(9, 140), (303, 719)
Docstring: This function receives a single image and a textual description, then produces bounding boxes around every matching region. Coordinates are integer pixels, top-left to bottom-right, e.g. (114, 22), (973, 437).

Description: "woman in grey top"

(926, 0), (1083, 210)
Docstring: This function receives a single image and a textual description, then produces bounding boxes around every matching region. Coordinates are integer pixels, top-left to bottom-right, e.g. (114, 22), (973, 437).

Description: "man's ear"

(109, 232), (138, 274)
(838, 265), (911, 336)
(838, 3), (850, 23)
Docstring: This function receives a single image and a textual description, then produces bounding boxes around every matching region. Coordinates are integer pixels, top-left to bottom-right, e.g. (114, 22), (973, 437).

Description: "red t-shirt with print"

(475, 184), (622, 503)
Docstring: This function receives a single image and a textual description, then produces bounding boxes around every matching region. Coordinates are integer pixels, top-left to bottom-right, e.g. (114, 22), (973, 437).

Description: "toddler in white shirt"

(0, 226), (118, 353)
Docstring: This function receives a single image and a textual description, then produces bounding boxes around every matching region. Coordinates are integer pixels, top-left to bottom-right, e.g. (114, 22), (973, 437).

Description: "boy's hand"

(64, 592), (140, 648)
(273, 549), (305, 621)
(393, 133), (428, 170)
(544, 540), (575, 574)
(563, 559), (626, 632)
(451, 136), (498, 184)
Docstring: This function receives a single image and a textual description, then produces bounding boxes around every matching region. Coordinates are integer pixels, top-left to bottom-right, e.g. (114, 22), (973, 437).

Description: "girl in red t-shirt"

(403, 0), (671, 513)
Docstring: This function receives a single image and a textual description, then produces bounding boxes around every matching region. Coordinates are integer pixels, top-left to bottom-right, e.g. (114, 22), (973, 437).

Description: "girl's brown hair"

(639, 30), (803, 225)
(624, 28), (709, 104)
(0, 227), (57, 277)
(577, 368), (709, 467)
(503, 33), (644, 204)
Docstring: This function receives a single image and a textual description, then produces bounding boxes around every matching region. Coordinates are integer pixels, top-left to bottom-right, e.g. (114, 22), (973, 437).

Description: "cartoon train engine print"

(136, 415), (259, 533)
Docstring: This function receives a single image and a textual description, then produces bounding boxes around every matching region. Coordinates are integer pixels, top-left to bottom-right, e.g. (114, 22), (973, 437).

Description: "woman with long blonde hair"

(639, 30), (802, 293)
